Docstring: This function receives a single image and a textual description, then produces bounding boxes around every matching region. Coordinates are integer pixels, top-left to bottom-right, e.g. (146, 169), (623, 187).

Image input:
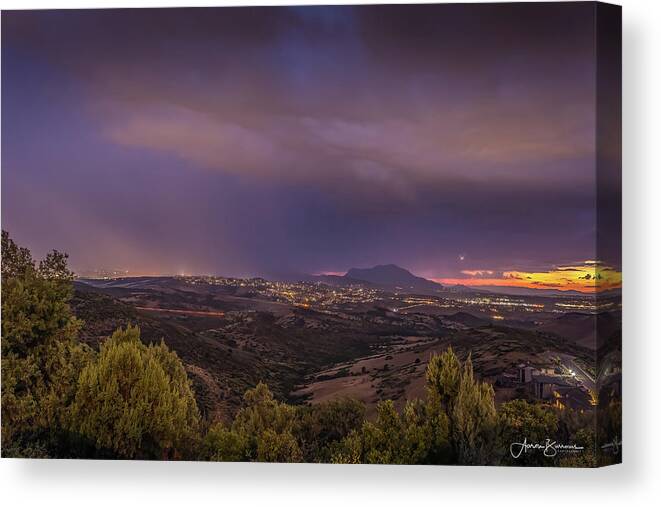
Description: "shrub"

(68, 325), (200, 459)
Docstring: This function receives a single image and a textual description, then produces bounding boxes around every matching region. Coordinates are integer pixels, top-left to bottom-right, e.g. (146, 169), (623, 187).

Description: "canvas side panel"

(595, 1), (622, 467)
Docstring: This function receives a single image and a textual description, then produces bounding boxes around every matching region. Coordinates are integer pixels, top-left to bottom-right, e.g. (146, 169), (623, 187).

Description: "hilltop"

(344, 264), (442, 293)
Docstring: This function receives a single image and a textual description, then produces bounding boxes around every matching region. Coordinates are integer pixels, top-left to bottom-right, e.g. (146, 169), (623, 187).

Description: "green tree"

(424, 348), (459, 462)
(498, 399), (559, 466)
(559, 427), (598, 468)
(225, 382), (302, 462)
(1, 231), (91, 457)
(426, 347), (462, 411)
(452, 354), (498, 465)
(257, 429), (302, 462)
(425, 348), (498, 465)
(68, 325), (200, 459)
(331, 399), (439, 465)
(295, 397), (365, 462)
(1, 230), (34, 279)
(202, 423), (249, 462)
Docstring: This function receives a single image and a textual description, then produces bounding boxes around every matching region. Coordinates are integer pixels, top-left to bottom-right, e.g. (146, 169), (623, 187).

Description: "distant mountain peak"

(348, 264), (410, 275)
(344, 264), (441, 292)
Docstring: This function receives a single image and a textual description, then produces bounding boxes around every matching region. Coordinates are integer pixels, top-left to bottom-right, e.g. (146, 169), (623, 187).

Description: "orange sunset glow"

(434, 261), (622, 294)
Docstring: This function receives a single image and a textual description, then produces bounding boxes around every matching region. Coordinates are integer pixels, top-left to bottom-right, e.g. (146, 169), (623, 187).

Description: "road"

(557, 353), (596, 391)
(135, 306), (225, 317)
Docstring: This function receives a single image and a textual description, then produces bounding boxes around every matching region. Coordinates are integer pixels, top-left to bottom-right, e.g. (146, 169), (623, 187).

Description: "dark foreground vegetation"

(1, 232), (616, 466)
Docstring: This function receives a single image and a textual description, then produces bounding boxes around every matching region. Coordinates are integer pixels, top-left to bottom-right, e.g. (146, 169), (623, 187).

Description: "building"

(551, 386), (594, 412)
(517, 364), (537, 383)
(532, 374), (571, 399)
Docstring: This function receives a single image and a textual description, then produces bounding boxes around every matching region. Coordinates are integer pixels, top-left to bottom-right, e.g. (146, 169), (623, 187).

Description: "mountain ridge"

(343, 264), (442, 292)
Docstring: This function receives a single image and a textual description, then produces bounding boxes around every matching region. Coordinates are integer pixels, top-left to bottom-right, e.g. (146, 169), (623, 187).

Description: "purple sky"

(1, 4), (620, 280)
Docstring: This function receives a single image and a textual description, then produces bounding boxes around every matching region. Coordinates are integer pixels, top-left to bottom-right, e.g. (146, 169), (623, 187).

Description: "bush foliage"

(68, 325), (200, 459)
(1, 232), (597, 465)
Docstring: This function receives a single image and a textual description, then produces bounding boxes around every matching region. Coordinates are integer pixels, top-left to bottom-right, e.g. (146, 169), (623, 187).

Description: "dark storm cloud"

(2, 4), (607, 278)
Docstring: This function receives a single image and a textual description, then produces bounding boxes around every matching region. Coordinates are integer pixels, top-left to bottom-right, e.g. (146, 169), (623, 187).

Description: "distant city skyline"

(2, 4), (621, 294)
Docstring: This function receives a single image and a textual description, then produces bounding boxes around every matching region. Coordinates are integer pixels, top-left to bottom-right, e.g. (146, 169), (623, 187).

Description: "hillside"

(71, 283), (390, 420)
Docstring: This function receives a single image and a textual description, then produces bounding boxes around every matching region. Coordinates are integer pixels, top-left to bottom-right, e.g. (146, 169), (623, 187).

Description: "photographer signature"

(510, 438), (584, 459)
(601, 437), (622, 455)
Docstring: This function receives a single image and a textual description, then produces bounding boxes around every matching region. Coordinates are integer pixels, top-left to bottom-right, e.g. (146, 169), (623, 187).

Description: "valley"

(71, 267), (620, 422)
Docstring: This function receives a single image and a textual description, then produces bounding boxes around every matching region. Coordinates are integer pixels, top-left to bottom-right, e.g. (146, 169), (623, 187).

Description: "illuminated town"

(177, 274), (617, 318)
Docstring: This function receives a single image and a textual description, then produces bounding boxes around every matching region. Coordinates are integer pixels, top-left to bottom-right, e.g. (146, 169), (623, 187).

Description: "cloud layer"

(2, 4), (619, 281)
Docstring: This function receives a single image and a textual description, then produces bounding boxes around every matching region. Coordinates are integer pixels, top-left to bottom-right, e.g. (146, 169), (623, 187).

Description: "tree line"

(1, 231), (600, 465)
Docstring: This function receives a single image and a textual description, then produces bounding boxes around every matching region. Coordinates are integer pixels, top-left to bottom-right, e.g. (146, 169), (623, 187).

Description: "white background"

(1, 0), (659, 505)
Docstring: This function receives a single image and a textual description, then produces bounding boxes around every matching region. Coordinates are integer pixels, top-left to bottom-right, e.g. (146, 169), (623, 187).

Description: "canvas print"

(1, 2), (621, 466)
